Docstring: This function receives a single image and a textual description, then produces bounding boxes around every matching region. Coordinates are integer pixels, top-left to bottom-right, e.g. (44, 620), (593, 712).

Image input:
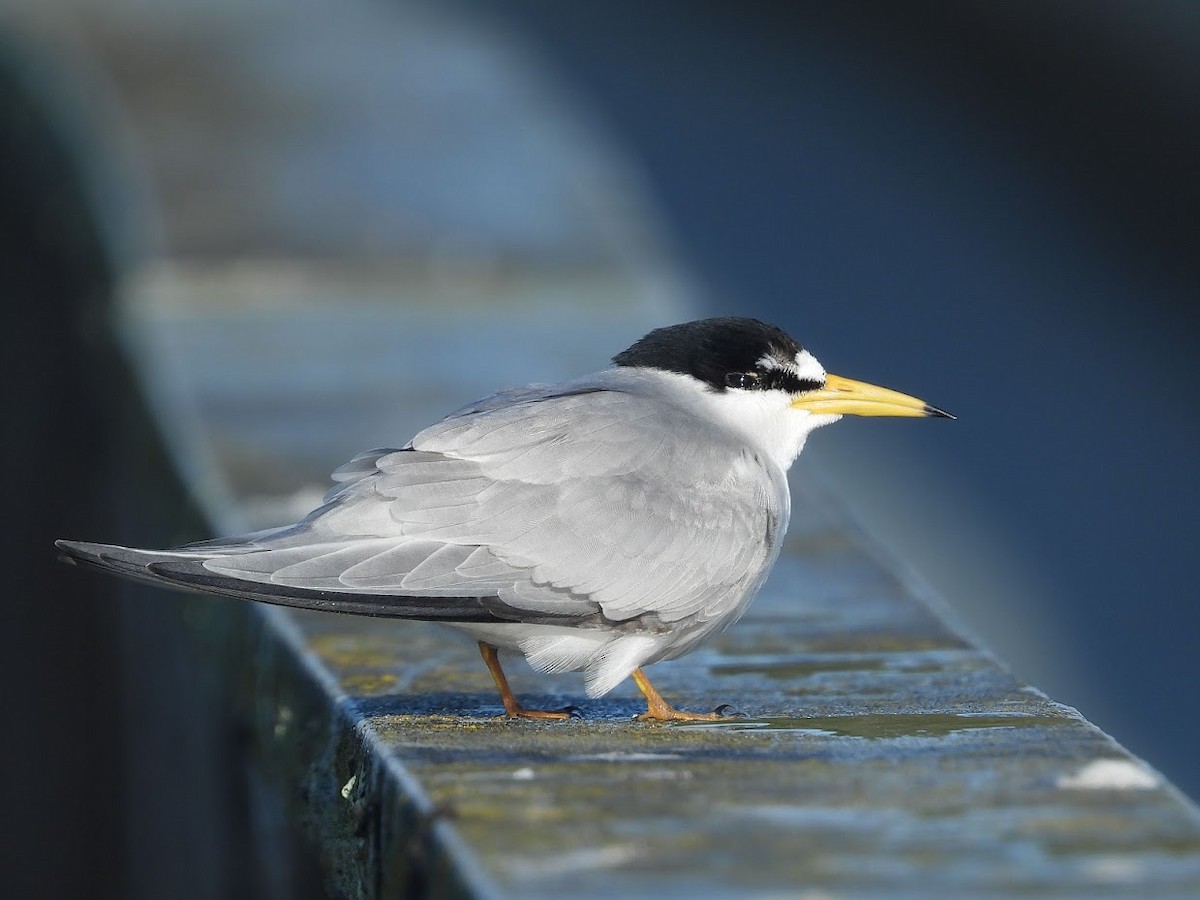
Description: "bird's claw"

(635, 704), (737, 723)
(500, 704), (580, 721)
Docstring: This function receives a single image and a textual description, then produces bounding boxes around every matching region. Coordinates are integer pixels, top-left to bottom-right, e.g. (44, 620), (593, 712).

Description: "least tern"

(57, 317), (951, 721)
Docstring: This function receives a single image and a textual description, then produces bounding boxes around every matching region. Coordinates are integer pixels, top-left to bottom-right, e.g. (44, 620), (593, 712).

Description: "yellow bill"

(791, 373), (954, 419)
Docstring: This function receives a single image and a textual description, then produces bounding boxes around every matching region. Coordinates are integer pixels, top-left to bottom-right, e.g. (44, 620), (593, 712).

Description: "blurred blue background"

(6, 1), (1200, 896)
(473, 0), (1200, 796)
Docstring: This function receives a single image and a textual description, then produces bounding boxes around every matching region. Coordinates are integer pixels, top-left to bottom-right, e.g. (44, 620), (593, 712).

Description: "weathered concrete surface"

(15, 0), (1200, 896)
(229, 499), (1200, 897)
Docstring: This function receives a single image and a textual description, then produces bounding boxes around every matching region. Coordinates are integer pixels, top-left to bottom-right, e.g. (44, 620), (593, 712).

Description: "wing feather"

(186, 383), (783, 630)
(396, 387), (783, 625)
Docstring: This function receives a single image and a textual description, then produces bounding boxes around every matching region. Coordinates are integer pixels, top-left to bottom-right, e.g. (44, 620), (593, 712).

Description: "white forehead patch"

(756, 349), (827, 384)
(793, 349), (826, 382)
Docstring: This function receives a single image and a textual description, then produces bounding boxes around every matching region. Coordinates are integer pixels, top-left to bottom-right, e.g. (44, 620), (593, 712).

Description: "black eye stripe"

(724, 372), (759, 390)
(723, 368), (823, 393)
(756, 367), (823, 394)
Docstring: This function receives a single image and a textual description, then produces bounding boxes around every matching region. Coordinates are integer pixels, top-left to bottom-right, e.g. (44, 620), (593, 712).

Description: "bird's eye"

(725, 372), (760, 390)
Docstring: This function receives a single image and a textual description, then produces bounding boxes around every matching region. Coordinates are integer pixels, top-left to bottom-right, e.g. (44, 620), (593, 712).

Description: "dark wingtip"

(55, 539), (92, 564)
(924, 404), (956, 420)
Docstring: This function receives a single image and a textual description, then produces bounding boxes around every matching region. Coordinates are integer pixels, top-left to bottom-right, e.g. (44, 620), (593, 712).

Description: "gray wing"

(199, 385), (783, 627)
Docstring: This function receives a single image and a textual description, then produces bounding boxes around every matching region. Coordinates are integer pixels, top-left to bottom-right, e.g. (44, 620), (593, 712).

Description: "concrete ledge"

(205, 602), (493, 898)
(210, 502), (1200, 896)
(16, 0), (1200, 895)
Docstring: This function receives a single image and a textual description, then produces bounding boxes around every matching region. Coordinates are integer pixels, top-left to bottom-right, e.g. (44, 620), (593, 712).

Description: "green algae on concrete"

(696, 711), (1077, 738)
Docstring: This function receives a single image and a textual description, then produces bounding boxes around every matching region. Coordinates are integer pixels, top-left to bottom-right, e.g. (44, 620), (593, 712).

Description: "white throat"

(702, 389), (840, 471)
(707, 347), (839, 469)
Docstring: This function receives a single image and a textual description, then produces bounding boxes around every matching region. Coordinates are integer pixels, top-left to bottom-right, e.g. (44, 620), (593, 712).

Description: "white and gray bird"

(57, 317), (951, 721)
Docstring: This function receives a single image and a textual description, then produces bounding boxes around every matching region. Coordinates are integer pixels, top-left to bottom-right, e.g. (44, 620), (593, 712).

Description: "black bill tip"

(924, 404), (956, 420)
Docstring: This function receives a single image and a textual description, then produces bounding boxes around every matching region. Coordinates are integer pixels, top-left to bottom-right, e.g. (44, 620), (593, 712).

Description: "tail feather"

(142, 555), (501, 620)
(54, 539), (580, 625)
(56, 540), (190, 588)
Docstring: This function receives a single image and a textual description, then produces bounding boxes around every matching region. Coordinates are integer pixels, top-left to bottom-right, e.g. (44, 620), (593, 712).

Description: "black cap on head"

(613, 317), (818, 393)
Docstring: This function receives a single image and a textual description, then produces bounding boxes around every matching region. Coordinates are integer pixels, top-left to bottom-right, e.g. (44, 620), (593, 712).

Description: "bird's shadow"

(351, 690), (645, 723)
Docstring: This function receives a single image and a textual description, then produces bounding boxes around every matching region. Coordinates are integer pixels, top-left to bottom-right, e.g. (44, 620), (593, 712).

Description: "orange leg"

(632, 668), (733, 722)
(478, 642), (578, 720)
